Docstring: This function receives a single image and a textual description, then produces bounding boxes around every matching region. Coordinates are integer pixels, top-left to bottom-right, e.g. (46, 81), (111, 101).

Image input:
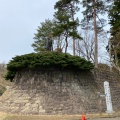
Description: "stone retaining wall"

(0, 68), (119, 114)
(94, 69), (120, 112)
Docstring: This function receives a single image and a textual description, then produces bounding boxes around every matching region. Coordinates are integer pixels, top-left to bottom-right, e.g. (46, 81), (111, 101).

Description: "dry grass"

(0, 112), (120, 120)
(0, 112), (82, 120)
(3, 115), (80, 120)
(0, 63), (12, 93)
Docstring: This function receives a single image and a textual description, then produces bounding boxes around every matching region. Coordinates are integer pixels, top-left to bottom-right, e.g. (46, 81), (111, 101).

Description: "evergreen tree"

(109, 0), (120, 35)
(109, 0), (120, 72)
(54, 0), (81, 56)
(53, 7), (81, 53)
(32, 19), (55, 52)
(81, 0), (111, 68)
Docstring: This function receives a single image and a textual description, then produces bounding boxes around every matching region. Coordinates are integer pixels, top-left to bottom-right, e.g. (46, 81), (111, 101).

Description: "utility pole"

(93, 0), (98, 68)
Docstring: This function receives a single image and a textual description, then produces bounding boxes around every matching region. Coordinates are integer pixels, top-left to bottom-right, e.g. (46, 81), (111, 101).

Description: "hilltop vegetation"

(5, 52), (94, 81)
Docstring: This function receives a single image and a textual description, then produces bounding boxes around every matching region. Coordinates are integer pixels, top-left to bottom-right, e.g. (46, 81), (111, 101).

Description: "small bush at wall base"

(5, 52), (94, 81)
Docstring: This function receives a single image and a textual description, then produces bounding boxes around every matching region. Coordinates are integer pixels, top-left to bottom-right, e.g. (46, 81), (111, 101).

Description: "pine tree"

(109, 0), (120, 35)
(81, 0), (111, 68)
(54, 0), (81, 55)
(109, 0), (120, 72)
(53, 7), (81, 53)
(32, 19), (55, 52)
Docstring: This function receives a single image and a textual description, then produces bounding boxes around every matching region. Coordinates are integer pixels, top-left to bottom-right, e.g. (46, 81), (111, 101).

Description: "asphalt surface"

(89, 117), (120, 120)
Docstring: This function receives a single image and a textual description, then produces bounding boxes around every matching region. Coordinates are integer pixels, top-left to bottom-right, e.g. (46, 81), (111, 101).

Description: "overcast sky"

(0, 0), (110, 64)
(0, 0), (58, 63)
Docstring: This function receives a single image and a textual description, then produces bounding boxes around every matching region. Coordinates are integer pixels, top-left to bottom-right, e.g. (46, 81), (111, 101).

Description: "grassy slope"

(0, 64), (12, 95)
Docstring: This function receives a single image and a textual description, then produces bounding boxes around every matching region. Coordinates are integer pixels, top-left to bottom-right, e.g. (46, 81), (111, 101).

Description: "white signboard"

(104, 81), (114, 113)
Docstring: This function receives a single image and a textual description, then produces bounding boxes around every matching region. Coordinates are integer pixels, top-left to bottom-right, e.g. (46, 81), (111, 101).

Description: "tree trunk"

(70, 4), (75, 56)
(93, 0), (98, 68)
(73, 38), (75, 56)
(109, 39), (112, 71)
(65, 34), (68, 53)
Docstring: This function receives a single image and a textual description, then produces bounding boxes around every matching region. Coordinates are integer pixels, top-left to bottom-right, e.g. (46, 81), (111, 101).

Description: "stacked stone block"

(0, 69), (119, 114)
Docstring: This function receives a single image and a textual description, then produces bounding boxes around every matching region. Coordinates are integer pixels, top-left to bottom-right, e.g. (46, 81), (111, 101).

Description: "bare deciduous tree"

(76, 30), (95, 63)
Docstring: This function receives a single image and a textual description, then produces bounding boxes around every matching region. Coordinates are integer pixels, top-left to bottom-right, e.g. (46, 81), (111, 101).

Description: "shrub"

(5, 52), (94, 81)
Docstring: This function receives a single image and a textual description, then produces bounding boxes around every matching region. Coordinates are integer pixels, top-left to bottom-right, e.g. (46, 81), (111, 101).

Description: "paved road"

(90, 117), (120, 120)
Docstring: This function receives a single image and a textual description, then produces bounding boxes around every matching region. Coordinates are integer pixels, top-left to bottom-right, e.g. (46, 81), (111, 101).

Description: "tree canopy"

(108, 0), (120, 71)
(5, 0), (120, 79)
(32, 19), (55, 52)
(32, 0), (81, 55)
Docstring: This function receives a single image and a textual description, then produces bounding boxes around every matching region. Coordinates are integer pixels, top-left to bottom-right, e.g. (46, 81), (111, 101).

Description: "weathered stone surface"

(0, 68), (120, 114)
